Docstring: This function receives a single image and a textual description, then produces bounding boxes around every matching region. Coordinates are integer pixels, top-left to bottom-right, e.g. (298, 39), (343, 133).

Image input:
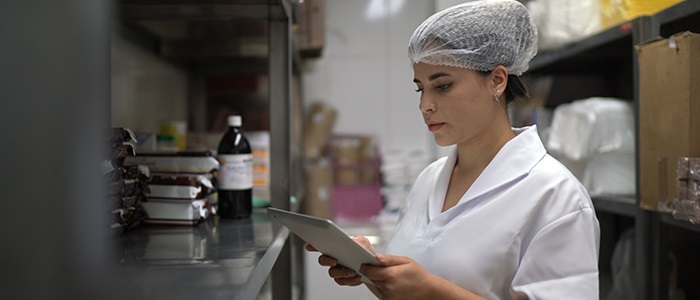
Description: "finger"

(352, 236), (376, 254)
(352, 235), (370, 247)
(305, 244), (318, 252)
(328, 266), (357, 279)
(318, 254), (338, 267)
(334, 275), (363, 286)
(375, 253), (411, 267)
(359, 263), (385, 282)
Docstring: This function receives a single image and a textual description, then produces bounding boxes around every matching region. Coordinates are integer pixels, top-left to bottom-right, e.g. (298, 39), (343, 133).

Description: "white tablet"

(267, 207), (380, 284)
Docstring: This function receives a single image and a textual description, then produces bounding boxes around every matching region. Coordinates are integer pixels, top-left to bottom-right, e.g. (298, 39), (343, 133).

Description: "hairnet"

(408, 0), (538, 76)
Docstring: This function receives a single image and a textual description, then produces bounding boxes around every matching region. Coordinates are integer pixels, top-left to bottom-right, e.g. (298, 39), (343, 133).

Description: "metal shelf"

(117, 0), (300, 75)
(657, 0), (700, 29)
(529, 23), (634, 74)
(660, 213), (700, 234)
(113, 210), (290, 299)
(592, 195), (637, 218)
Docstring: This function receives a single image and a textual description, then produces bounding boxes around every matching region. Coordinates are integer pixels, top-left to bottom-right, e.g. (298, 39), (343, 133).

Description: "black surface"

(660, 213), (700, 234)
(657, 0), (700, 37)
(592, 195), (637, 218)
(113, 210), (282, 299)
(529, 23), (634, 74)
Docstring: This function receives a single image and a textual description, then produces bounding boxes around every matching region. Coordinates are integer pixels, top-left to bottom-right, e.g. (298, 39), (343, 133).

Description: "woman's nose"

(419, 97), (435, 113)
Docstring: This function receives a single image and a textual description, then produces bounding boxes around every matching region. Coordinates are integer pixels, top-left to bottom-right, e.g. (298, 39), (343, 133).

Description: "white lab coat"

(385, 126), (600, 299)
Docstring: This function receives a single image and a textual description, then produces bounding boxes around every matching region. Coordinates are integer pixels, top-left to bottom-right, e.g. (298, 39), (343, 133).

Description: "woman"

(309, 1), (600, 299)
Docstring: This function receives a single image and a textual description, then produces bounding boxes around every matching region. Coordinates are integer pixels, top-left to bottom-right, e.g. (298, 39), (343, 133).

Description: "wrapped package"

(528, 0), (602, 50)
(672, 157), (700, 223)
(601, 0), (682, 30)
(547, 98), (635, 196)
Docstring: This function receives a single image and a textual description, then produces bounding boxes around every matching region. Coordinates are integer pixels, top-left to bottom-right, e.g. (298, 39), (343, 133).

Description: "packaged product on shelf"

(601, 0), (682, 29)
(328, 135), (383, 221)
(331, 136), (361, 186)
(547, 97), (635, 196)
(527, 0), (601, 50)
(147, 174), (215, 200)
(123, 151), (219, 173)
(217, 115), (253, 219)
(159, 120), (187, 151)
(247, 131), (271, 201)
(304, 102), (337, 160)
(637, 32), (700, 211)
(141, 198), (212, 225)
(672, 157), (700, 223)
(304, 159), (333, 219)
(106, 128), (149, 233)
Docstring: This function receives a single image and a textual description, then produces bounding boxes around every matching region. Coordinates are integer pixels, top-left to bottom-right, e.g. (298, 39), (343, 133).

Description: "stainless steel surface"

(113, 211), (288, 299)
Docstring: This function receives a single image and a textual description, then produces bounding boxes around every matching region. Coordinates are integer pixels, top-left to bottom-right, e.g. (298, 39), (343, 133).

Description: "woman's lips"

(427, 122), (445, 132)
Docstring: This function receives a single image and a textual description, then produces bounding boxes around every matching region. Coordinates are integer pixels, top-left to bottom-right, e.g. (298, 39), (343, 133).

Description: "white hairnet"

(408, 0), (538, 76)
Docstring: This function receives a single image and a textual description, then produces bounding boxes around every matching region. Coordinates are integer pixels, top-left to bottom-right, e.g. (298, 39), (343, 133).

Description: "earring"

(493, 91), (500, 102)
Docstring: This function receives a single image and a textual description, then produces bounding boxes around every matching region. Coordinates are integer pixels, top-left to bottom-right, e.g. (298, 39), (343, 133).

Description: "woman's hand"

(305, 235), (376, 286)
(359, 254), (435, 299)
(360, 254), (486, 300)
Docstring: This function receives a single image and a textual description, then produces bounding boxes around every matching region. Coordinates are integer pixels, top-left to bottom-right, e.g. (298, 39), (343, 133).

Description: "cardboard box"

(304, 102), (337, 160)
(304, 160), (333, 219)
(296, 0), (325, 57)
(637, 31), (700, 211)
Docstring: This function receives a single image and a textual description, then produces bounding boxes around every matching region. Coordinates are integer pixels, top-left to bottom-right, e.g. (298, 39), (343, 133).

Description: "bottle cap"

(227, 115), (242, 127)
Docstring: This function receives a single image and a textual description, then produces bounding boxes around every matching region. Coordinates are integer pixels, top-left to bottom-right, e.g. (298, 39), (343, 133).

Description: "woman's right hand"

(305, 235), (376, 286)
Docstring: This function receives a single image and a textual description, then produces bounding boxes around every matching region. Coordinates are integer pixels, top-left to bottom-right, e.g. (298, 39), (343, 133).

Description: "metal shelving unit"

(529, 24), (633, 73)
(660, 214), (700, 234)
(114, 1), (296, 299)
(114, 211), (291, 299)
(527, 2), (700, 299)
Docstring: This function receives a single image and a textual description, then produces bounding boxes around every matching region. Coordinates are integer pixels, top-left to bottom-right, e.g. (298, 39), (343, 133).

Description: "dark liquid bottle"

(217, 115), (253, 218)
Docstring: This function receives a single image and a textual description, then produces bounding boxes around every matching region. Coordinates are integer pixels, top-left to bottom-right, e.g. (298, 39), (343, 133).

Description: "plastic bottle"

(217, 115), (253, 218)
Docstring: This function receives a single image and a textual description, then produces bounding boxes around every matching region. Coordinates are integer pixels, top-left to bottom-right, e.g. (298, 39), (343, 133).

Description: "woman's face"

(413, 62), (499, 147)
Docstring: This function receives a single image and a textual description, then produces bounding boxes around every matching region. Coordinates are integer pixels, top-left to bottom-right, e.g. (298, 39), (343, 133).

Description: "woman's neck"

(454, 121), (515, 175)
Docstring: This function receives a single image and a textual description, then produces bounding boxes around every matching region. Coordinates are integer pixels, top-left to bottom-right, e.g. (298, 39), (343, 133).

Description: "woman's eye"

(436, 83), (451, 91)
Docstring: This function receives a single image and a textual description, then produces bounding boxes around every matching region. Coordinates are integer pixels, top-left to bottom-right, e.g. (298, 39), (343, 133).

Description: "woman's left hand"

(359, 254), (437, 300)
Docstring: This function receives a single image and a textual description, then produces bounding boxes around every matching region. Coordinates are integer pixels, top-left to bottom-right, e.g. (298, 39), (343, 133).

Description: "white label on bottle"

(218, 154), (254, 190)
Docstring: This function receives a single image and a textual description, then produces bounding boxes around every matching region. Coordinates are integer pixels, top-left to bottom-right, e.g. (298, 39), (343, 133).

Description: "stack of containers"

(673, 157), (700, 223)
(302, 102), (337, 219)
(378, 148), (432, 240)
(123, 151), (219, 225)
(547, 97), (636, 197)
(106, 128), (149, 233)
(329, 135), (382, 222)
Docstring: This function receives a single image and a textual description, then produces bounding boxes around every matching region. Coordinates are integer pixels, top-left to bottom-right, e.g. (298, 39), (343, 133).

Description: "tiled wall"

(302, 0), (437, 155)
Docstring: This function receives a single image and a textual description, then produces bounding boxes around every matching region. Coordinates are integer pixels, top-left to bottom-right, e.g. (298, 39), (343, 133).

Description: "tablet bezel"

(267, 207), (380, 283)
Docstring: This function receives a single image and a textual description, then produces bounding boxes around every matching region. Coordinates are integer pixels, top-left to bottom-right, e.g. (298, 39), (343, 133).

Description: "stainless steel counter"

(112, 209), (289, 299)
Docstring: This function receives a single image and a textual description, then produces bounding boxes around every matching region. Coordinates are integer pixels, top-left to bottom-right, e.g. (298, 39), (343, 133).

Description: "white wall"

(302, 0), (436, 155)
(111, 34), (189, 133)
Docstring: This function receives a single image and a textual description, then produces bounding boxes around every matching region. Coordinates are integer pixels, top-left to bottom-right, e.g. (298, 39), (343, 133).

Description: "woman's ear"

(490, 65), (508, 99)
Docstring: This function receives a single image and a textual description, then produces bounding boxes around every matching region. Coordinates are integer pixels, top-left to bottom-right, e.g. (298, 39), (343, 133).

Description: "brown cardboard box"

(303, 160), (333, 219)
(304, 102), (337, 160)
(296, 0), (325, 57)
(637, 31), (700, 211)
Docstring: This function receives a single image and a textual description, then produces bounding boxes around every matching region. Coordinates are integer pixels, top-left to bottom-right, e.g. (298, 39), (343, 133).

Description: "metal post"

(632, 15), (659, 300)
(269, 0), (292, 299)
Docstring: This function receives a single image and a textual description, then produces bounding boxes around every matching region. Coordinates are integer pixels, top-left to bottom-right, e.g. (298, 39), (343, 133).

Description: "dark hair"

(478, 70), (529, 104)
